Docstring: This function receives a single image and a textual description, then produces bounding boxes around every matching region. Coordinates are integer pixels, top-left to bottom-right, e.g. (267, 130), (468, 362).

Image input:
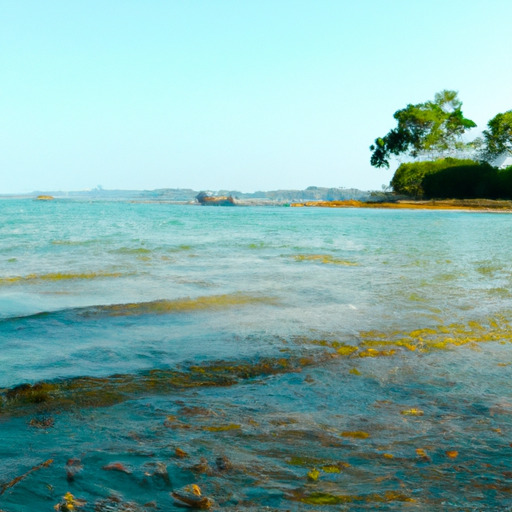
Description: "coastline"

(290, 198), (512, 211)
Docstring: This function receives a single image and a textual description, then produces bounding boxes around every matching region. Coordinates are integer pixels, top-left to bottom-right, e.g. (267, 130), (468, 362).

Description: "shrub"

(391, 158), (480, 197)
(422, 162), (498, 199)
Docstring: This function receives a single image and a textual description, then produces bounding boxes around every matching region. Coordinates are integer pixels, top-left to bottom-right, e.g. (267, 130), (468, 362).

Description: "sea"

(1, 199), (512, 511)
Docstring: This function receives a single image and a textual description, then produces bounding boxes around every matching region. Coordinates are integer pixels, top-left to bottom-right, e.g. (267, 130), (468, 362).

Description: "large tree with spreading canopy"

(370, 90), (476, 168)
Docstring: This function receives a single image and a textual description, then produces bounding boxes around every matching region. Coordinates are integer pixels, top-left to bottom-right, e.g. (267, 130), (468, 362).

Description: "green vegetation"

(390, 158), (480, 197)
(370, 90), (476, 168)
(391, 159), (512, 199)
(0, 354), (329, 416)
(371, 91), (512, 199)
(422, 162), (506, 199)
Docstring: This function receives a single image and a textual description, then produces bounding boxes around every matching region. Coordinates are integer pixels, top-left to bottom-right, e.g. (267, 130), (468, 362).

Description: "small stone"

(171, 484), (213, 509)
(191, 457), (211, 474)
(102, 462), (132, 474)
(215, 455), (232, 471)
(143, 461), (171, 487)
(29, 416), (55, 429)
(175, 447), (189, 458)
(66, 458), (83, 482)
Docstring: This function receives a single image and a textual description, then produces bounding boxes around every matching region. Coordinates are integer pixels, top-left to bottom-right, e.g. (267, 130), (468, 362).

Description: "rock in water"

(171, 484), (213, 509)
(65, 458), (83, 482)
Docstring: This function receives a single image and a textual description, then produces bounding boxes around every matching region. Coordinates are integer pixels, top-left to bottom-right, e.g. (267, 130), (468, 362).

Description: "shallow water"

(1, 200), (512, 510)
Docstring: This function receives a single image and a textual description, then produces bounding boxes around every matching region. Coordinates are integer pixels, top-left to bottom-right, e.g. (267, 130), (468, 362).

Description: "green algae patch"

(298, 339), (359, 356)
(294, 492), (354, 505)
(341, 430), (370, 439)
(83, 293), (278, 317)
(321, 464), (343, 473)
(203, 424), (241, 432)
(287, 456), (350, 472)
(401, 408), (424, 416)
(110, 247), (152, 255)
(5, 382), (55, 405)
(290, 489), (415, 505)
(476, 262), (502, 276)
(0, 352), (332, 417)
(293, 254), (358, 266)
(0, 271), (125, 285)
(337, 345), (359, 356)
(292, 317), (512, 375)
(307, 468), (320, 481)
(358, 348), (396, 358)
(358, 316), (512, 355)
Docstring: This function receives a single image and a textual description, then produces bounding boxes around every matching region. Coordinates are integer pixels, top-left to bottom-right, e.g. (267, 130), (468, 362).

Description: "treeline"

(140, 186), (372, 203)
(262, 186), (370, 202)
(391, 158), (512, 199)
(370, 90), (512, 199)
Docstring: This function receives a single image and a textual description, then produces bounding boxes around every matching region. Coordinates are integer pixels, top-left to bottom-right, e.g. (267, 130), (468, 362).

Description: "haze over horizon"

(2, 0), (511, 195)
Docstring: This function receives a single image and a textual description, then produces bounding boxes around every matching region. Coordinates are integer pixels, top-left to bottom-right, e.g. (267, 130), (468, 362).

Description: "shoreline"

(5, 195), (512, 211)
(290, 198), (512, 211)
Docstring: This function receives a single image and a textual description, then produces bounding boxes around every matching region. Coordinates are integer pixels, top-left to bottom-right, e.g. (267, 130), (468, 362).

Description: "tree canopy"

(370, 90), (476, 168)
(481, 110), (512, 161)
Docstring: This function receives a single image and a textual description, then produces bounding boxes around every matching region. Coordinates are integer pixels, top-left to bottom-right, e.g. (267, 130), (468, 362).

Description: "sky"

(1, 0), (512, 194)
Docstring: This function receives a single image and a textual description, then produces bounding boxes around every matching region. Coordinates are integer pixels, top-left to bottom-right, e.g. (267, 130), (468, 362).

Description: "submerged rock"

(102, 462), (132, 474)
(65, 458), (83, 482)
(190, 457), (213, 475)
(94, 494), (145, 512)
(142, 461), (171, 488)
(29, 416), (55, 429)
(171, 484), (213, 509)
(175, 447), (189, 458)
(215, 455), (233, 472)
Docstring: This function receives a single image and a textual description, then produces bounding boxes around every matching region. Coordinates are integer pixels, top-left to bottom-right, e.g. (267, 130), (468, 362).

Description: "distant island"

(5, 186), (512, 211)
(0, 186), (376, 204)
(141, 185), (375, 204)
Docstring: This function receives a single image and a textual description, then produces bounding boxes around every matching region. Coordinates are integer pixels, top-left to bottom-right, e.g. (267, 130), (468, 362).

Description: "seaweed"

(289, 488), (415, 505)
(0, 459), (54, 496)
(0, 352), (332, 416)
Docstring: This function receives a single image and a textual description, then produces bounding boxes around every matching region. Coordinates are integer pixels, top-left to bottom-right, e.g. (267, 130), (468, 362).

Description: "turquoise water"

(1, 199), (512, 511)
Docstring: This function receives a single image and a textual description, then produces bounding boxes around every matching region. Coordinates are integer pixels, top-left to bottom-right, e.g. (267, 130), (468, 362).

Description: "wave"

(82, 293), (278, 318)
(1, 293), (278, 322)
(3, 314), (511, 416)
(0, 351), (328, 416)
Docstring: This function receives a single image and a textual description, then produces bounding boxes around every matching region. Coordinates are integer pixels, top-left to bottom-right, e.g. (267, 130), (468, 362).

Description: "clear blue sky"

(2, 0), (511, 194)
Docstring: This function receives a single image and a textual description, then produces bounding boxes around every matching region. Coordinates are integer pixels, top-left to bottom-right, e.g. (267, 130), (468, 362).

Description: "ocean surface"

(1, 199), (512, 511)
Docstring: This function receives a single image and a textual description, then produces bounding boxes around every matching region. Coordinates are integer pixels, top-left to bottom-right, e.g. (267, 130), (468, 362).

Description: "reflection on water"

(1, 200), (512, 510)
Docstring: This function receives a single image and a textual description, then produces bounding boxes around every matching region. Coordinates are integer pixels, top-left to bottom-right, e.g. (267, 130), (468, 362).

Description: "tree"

(370, 90), (476, 168)
(481, 110), (512, 161)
